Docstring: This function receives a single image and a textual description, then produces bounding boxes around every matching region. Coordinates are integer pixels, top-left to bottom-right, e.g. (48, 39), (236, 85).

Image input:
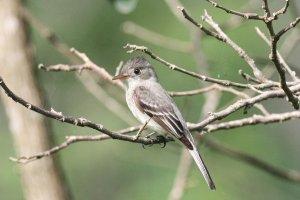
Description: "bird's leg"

(141, 132), (158, 149)
(133, 117), (152, 141)
(145, 131), (157, 138)
(144, 132), (168, 148)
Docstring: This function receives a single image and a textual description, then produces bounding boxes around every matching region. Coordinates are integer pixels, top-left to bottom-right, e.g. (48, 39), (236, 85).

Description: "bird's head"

(112, 57), (157, 82)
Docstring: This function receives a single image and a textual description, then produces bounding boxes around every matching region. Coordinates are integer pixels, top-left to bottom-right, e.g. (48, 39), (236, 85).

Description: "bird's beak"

(112, 73), (130, 80)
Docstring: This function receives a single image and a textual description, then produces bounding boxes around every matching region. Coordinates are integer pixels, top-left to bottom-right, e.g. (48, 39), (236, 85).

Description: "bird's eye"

(134, 68), (141, 75)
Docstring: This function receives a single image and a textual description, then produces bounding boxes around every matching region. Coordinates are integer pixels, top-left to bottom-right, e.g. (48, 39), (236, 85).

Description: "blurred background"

(0, 0), (300, 199)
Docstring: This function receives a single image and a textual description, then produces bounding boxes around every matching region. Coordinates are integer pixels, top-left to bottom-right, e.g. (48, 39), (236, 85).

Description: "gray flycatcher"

(113, 56), (215, 190)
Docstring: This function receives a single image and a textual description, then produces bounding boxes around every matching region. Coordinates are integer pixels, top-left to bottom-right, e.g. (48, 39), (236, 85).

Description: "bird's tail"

(188, 147), (216, 190)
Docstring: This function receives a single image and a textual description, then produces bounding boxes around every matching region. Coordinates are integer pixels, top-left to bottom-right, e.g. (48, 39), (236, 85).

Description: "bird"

(112, 56), (216, 190)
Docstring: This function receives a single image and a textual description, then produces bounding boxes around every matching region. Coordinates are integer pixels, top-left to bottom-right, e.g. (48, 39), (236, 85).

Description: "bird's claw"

(142, 132), (167, 149)
(156, 135), (167, 148)
(142, 135), (167, 149)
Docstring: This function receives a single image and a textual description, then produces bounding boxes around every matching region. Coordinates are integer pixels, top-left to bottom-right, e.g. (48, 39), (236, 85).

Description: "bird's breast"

(126, 85), (164, 133)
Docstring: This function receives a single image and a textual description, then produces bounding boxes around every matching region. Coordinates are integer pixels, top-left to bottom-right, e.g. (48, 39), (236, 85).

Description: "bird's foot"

(142, 133), (167, 149)
(142, 132), (156, 149)
(156, 135), (167, 148)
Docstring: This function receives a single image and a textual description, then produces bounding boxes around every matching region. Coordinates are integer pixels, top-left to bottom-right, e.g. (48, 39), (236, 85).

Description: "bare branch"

(261, 1), (300, 109)
(221, 0), (261, 29)
(262, 0), (272, 18)
(178, 7), (224, 41)
(3, 75), (300, 163)
(276, 17), (300, 39)
(0, 77), (172, 148)
(204, 111), (300, 133)
(205, 0), (262, 20)
(124, 44), (284, 90)
(189, 83), (300, 131)
(38, 63), (91, 72)
(170, 84), (269, 115)
(272, 0), (290, 19)
(40, 48), (126, 91)
(169, 85), (216, 97)
(239, 69), (261, 84)
(8, 124), (143, 163)
(178, 7), (265, 81)
(201, 10), (264, 81)
(255, 27), (299, 81)
(9, 135), (111, 164)
(9, 106), (300, 165)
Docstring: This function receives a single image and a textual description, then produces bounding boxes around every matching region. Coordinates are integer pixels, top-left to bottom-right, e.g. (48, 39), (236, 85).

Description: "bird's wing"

(133, 85), (193, 149)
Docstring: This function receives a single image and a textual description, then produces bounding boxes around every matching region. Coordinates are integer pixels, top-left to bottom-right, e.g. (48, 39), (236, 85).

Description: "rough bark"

(0, 0), (71, 199)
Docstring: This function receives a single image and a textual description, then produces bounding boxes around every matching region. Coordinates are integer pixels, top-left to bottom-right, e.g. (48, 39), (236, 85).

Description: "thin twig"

(204, 111), (300, 133)
(170, 84), (269, 115)
(169, 85), (216, 97)
(272, 0), (290, 20)
(276, 17), (300, 39)
(178, 7), (225, 42)
(189, 83), (300, 131)
(255, 27), (299, 81)
(201, 10), (264, 81)
(221, 0), (261, 29)
(9, 135), (111, 164)
(239, 70), (262, 84)
(205, 0), (263, 20)
(40, 48), (126, 91)
(124, 44), (284, 90)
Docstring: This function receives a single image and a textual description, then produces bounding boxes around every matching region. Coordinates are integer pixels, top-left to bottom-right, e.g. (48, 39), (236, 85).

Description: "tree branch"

(9, 135), (111, 164)
(124, 43), (287, 90)
(262, 0), (299, 109)
(2, 74), (300, 163)
(170, 84), (269, 115)
(255, 27), (299, 81)
(189, 83), (300, 131)
(0, 77), (172, 147)
(205, 0), (263, 20)
(204, 111), (300, 133)
(179, 7), (265, 81)
(202, 10), (264, 81)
